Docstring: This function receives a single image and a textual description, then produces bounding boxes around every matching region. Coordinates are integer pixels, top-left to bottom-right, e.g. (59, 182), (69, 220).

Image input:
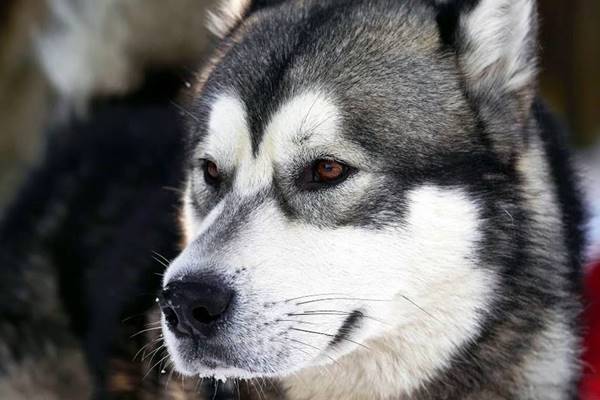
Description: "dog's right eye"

(202, 160), (221, 186)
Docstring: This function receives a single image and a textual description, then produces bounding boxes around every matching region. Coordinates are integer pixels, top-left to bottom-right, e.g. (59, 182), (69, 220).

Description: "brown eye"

(301, 159), (352, 190)
(203, 160), (221, 186)
(316, 160), (345, 182)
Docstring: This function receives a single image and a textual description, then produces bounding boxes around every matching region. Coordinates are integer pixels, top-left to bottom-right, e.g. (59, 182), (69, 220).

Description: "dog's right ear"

(208, 0), (287, 38)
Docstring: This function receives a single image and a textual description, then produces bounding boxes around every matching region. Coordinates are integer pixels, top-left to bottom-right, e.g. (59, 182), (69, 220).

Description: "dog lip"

(178, 340), (242, 369)
(198, 357), (229, 370)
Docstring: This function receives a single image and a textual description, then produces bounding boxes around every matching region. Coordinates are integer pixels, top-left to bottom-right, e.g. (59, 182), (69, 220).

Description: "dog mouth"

(163, 308), (365, 378)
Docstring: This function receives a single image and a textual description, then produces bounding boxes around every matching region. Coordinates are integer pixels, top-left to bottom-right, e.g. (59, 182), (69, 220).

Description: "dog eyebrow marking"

(204, 93), (272, 196)
(262, 90), (342, 163)
(204, 93), (251, 173)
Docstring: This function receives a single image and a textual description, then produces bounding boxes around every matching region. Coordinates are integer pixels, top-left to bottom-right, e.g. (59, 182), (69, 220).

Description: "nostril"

(192, 305), (223, 324)
(163, 307), (179, 328)
(161, 279), (234, 336)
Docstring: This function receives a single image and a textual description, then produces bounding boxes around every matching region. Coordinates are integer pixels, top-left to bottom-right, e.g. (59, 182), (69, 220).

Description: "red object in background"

(581, 259), (600, 400)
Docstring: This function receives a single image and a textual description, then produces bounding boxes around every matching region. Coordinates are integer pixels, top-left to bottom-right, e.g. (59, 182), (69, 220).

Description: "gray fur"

(163, 0), (585, 399)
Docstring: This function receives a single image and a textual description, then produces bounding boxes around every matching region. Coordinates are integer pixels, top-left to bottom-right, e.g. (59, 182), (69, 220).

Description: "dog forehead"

(188, 0), (481, 166)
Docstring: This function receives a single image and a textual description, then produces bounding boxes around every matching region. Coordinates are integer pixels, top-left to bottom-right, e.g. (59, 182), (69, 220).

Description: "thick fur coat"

(158, 0), (585, 399)
(0, 0), (589, 399)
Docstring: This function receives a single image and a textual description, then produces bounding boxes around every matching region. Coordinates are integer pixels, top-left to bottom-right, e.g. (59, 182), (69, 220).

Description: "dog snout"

(159, 278), (234, 338)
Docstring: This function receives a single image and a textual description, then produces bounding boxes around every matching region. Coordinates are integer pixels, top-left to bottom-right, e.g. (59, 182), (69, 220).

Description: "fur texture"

(0, 0), (588, 399)
(160, 0), (585, 399)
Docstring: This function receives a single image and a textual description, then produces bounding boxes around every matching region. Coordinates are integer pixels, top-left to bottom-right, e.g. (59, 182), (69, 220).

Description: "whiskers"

(280, 291), (440, 326)
(133, 335), (163, 361)
(280, 292), (394, 329)
(276, 291), (445, 356)
(130, 317), (171, 383)
(287, 310), (391, 328)
(130, 325), (163, 339)
(289, 327), (371, 351)
(294, 296), (392, 306)
(152, 251), (171, 269)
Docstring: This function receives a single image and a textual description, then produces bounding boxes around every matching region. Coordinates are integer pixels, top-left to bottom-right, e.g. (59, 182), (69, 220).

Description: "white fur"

(265, 90), (341, 156)
(264, 90), (370, 166)
(180, 182), (199, 243)
(202, 94), (252, 172)
(179, 180), (201, 243)
(166, 183), (494, 396)
(207, 0), (252, 38)
(460, 0), (536, 94)
(520, 317), (579, 400)
(513, 138), (579, 399)
(277, 187), (494, 399)
(165, 198), (225, 285)
(163, 89), (495, 396)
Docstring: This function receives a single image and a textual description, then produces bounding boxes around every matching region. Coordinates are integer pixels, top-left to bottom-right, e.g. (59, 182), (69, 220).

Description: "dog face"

(160, 0), (538, 384)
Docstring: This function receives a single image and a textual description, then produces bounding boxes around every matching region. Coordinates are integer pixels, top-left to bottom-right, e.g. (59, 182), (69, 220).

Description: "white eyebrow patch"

(262, 90), (342, 162)
(204, 94), (251, 172)
(204, 92), (274, 196)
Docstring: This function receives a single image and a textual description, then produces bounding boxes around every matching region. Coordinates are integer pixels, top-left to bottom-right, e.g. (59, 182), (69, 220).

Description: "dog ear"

(208, 0), (287, 38)
(435, 0), (538, 103)
(434, 0), (539, 159)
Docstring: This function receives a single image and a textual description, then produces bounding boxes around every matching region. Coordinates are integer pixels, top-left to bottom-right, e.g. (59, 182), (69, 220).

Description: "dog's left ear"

(208, 0), (287, 38)
(435, 0), (538, 104)
(433, 0), (538, 159)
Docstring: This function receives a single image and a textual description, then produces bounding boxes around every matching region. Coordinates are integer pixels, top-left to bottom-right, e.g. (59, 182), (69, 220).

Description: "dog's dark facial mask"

(159, 0), (545, 396)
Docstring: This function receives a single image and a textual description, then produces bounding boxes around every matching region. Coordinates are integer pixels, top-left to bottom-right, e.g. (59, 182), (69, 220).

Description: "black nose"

(159, 278), (234, 338)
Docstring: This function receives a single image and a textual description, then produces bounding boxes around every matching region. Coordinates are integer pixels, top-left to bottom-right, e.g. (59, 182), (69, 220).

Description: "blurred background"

(0, 0), (598, 399)
(0, 0), (218, 210)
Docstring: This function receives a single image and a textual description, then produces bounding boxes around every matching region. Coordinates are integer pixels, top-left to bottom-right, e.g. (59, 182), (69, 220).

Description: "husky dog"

(156, 0), (586, 399)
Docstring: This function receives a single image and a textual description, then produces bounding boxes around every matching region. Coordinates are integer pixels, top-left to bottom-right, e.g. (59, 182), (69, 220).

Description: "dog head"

(160, 0), (538, 385)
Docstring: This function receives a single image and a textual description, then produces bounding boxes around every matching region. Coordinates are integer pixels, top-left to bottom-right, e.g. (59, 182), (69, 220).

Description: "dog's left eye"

(301, 159), (352, 189)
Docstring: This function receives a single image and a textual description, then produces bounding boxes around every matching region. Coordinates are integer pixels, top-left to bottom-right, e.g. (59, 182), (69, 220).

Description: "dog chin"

(167, 342), (296, 379)
(195, 365), (268, 380)
(175, 359), (291, 380)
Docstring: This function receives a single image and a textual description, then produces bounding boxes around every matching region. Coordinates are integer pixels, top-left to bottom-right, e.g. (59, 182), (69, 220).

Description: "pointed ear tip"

(448, 0), (539, 99)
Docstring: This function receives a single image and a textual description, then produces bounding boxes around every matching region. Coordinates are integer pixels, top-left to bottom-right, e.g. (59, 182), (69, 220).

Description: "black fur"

(430, 0), (480, 46)
(0, 71), (187, 399)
